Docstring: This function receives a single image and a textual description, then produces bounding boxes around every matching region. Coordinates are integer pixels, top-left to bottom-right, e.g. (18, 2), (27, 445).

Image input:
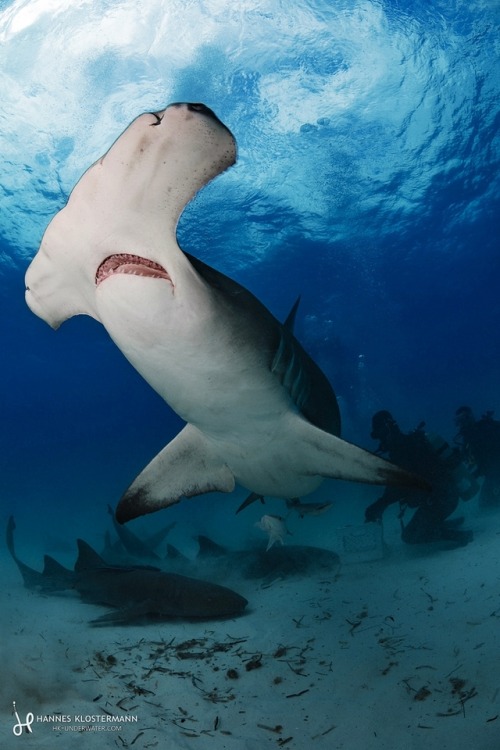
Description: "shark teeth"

(96, 254), (171, 286)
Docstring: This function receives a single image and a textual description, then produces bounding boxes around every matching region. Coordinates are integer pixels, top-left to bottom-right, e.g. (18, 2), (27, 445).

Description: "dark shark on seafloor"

(25, 102), (429, 525)
(73, 539), (247, 625)
(6, 517), (247, 625)
(165, 535), (341, 583)
(100, 511), (340, 583)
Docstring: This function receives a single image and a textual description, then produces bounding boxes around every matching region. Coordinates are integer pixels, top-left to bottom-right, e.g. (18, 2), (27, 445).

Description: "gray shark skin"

(74, 539), (248, 625)
(25, 101), (428, 523)
(285, 498), (333, 518)
(165, 535), (341, 583)
(6, 516), (74, 592)
(106, 504), (175, 560)
(6, 518), (247, 624)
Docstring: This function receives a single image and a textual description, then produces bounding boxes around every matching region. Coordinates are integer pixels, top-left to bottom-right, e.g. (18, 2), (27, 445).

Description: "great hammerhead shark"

(25, 102), (427, 523)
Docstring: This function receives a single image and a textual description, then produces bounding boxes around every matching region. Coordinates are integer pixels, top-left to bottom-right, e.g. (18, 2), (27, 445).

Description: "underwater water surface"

(2, 0), (499, 536)
(0, 0), (498, 539)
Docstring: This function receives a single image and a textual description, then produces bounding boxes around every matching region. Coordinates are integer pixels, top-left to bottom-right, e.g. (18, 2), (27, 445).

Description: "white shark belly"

(95, 274), (324, 498)
(95, 273), (290, 436)
(205, 425), (325, 498)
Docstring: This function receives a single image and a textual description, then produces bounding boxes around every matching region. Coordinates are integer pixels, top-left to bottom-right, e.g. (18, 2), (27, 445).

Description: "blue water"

(1, 3), (500, 747)
(0, 0), (499, 544)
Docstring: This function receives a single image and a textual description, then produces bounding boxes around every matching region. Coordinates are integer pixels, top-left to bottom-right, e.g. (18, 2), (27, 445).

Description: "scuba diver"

(454, 406), (500, 509)
(364, 410), (474, 547)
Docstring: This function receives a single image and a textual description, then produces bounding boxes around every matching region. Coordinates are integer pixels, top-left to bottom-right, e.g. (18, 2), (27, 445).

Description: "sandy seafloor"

(1, 501), (499, 750)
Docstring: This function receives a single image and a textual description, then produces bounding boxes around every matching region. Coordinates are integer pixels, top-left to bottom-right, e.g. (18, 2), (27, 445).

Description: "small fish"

(255, 514), (290, 551)
(285, 498), (333, 518)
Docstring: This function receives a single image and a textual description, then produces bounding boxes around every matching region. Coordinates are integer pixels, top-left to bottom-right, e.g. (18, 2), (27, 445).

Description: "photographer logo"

(12, 702), (34, 736)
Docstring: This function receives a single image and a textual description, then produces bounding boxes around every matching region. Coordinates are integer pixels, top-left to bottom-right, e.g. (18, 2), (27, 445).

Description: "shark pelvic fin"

(116, 424), (236, 523)
(235, 492), (265, 514)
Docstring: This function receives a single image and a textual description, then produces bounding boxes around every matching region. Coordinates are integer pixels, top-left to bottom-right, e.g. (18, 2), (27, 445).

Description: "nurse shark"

(6, 517), (247, 624)
(25, 102), (427, 523)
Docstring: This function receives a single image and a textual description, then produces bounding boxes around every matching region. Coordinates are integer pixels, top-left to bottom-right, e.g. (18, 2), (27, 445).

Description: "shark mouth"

(96, 254), (171, 286)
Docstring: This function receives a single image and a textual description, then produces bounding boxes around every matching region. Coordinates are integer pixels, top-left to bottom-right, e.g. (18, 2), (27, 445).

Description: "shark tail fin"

(6, 516), (17, 561)
(6, 515), (45, 589)
(42, 555), (73, 577)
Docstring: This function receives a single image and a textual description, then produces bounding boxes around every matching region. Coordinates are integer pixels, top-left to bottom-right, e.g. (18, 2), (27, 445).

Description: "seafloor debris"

(414, 686), (432, 702)
(401, 671), (478, 718)
(71, 629), (331, 743)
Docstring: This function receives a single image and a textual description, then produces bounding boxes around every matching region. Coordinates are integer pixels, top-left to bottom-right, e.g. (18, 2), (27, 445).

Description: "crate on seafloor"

(334, 522), (385, 564)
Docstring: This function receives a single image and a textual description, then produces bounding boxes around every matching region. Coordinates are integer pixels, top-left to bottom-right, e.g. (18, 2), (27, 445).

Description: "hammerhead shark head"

(6, 517), (247, 624)
(25, 102), (427, 523)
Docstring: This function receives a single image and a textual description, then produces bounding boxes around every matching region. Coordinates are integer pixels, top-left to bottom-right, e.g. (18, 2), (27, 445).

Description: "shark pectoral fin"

(297, 419), (430, 491)
(116, 425), (235, 524)
(89, 603), (154, 626)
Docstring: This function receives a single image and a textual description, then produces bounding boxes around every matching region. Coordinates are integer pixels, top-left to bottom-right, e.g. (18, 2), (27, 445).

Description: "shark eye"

(149, 112), (163, 127)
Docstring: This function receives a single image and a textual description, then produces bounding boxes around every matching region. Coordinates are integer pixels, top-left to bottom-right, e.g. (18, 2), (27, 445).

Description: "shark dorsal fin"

(283, 296), (301, 331)
(166, 543), (190, 561)
(75, 539), (107, 571)
(197, 535), (227, 557)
